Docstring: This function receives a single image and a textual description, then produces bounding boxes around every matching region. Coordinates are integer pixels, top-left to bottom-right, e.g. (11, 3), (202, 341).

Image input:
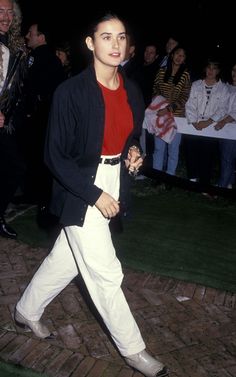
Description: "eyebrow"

(100, 32), (126, 37)
(0, 7), (13, 10)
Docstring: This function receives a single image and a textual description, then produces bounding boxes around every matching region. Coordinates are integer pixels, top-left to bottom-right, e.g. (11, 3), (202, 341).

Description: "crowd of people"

(117, 32), (236, 190)
(1, 2), (236, 376)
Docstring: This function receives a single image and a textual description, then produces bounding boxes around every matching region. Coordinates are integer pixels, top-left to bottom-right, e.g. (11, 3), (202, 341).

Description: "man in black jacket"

(22, 22), (64, 222)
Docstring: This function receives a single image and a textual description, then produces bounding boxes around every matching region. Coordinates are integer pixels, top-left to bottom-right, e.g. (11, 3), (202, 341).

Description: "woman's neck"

(95, 63), (119, 89)
(205, 78), (218, 86)
(171, 62), (182, 76)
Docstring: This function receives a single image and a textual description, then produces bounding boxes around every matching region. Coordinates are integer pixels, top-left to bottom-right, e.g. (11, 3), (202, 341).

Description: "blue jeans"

(153, 133), (182, 175)
(218, 139), (236, 187)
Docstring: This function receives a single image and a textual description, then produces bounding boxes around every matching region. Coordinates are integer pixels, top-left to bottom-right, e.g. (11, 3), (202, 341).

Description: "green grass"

(10, 208), (59, 249)
(0, 362), (48, 377)
(113, 182), (236, 292)
(11, 180), (236, 292)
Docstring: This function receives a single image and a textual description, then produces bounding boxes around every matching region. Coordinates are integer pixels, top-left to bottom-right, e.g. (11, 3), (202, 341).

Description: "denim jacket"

(185, 79), (229, 123)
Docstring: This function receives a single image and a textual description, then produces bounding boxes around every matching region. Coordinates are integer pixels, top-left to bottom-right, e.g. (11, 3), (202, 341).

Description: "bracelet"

(129, 145), (140, 152)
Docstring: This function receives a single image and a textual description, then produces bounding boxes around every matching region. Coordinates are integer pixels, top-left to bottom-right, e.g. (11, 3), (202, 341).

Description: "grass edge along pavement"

(10, 180), (236, 293)
(0, 361), (49, 377)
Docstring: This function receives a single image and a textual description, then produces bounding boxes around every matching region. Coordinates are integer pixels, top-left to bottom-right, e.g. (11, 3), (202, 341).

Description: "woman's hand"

(95, 192), (120, 218)
(214, 120), (226, 130)
(125, 146), (144, 176)
(195, 119), (213, 130)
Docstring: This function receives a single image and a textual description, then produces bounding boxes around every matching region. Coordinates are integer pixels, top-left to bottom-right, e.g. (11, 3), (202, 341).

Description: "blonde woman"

(0, 0), (27, 239)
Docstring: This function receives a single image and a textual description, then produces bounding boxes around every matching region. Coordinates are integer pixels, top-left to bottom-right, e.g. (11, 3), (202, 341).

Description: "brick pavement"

(0, 236), (236, 377)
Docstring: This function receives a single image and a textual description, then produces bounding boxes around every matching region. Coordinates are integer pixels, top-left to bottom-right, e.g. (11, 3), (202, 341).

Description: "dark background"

(17, 1), (234, 76)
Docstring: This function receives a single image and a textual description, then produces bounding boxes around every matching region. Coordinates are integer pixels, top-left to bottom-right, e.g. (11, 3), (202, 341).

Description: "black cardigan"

(44, 64), (144, 226)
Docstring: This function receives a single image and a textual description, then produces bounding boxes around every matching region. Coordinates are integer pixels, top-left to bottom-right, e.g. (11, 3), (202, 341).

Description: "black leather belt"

(99, 156), (121, 165)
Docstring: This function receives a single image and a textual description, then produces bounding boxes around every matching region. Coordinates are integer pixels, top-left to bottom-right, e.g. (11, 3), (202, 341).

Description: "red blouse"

(98, 75), (133, 155)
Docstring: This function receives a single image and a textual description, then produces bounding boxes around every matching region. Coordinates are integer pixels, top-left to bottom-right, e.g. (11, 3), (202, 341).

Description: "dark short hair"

(202, 57), (222, 80)
(206, 58), (221, 70)
(36, 21), (50, 43)
(86, 12), (126, 39)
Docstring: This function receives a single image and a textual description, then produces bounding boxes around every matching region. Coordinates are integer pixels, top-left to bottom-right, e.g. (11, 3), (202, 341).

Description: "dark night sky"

(17, 1), (234, 73)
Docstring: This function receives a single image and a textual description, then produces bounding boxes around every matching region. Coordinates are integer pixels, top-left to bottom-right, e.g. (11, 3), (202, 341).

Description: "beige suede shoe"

(14, 309), (55, 339)
(125, 349), (168, 377)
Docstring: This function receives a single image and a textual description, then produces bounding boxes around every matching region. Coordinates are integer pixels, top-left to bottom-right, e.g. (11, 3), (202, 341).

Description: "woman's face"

(205, 64), (220, 80)
(56, 50), (68, 66)
(172, 48), (186, 66)
(86, 18), (127, 67)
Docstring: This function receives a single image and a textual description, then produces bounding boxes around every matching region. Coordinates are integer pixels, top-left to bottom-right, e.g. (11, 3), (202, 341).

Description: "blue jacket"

(44, 64), (144, 226)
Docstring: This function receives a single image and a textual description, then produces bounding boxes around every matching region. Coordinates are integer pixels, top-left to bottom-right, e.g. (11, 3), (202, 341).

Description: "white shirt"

(226, 84), (236, 121)
(0, 42), (10, 94)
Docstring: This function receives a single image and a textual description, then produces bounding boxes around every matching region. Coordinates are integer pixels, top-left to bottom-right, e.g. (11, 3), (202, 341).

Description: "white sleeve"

(227, 92), (236, 121)
(185, 81), (199, 123)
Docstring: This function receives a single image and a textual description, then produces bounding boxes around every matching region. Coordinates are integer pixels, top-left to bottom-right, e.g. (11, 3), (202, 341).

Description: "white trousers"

(16, 161), (145, 356)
